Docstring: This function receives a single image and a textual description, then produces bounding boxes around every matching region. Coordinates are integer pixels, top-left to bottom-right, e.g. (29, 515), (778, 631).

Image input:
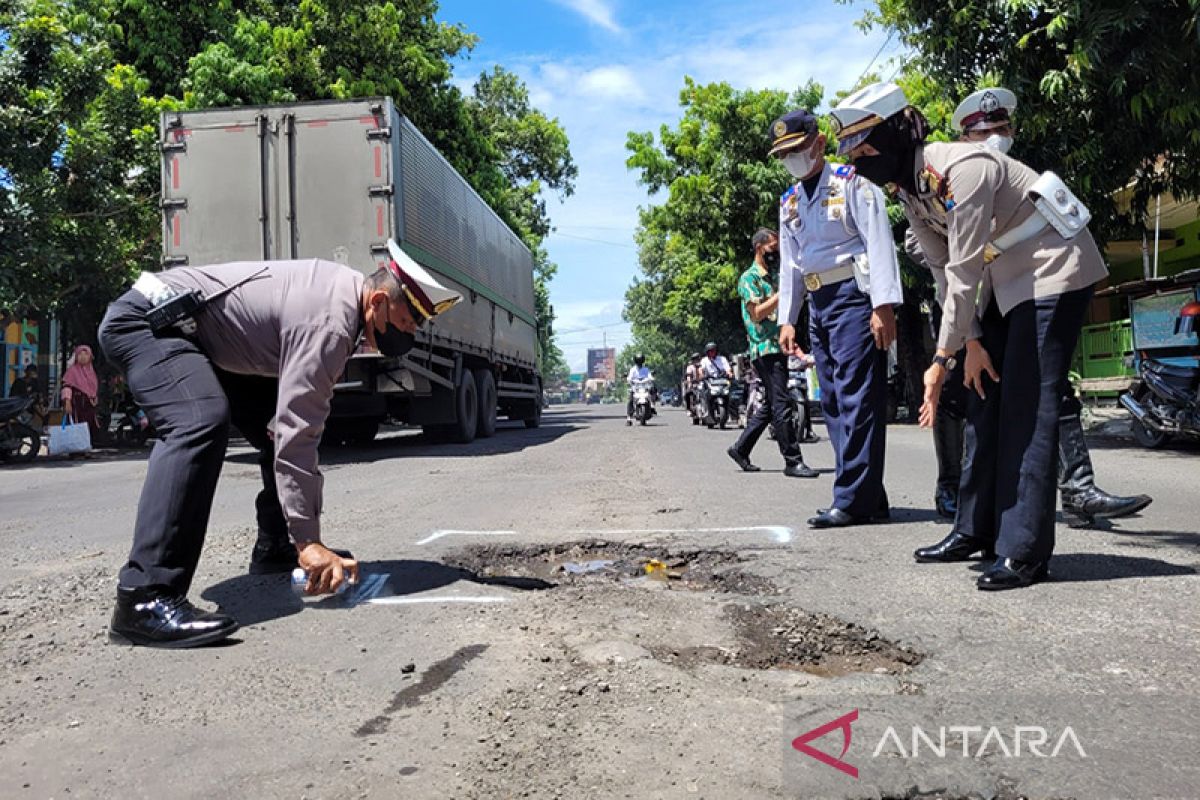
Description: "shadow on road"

(201, 558), (554, 628)
(966, 553), (1197, 583)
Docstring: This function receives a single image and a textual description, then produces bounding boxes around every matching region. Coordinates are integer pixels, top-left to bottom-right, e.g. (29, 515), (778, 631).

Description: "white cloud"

(553, 0), (623, 33)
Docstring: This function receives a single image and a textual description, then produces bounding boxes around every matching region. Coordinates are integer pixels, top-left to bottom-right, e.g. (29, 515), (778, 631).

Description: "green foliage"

(1, 0), (577, 367)
(868, 0), (1200, 240)
(623, 78), (825, 373)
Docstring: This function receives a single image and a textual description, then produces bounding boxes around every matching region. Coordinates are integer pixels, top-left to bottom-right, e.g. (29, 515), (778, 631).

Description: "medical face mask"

(783, 149), (818, 179)
(985, 133), (1013, 154)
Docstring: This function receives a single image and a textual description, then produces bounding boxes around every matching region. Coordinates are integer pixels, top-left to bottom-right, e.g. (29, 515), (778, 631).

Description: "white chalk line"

(415, 529), (517, 545)
(419, 525), (793, 544)
(364, 596), (509, 606)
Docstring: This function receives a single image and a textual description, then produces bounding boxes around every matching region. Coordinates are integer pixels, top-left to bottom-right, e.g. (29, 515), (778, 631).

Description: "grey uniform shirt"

(902, 142), (1108, 352)
(778, 162), (903, 326)
(160, 259), (364, 544)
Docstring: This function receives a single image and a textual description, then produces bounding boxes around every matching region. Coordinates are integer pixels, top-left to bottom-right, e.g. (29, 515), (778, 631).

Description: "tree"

(623, 78), (826, 374)
(867, 0), (1200, 238)
(0, 0), (167, 345)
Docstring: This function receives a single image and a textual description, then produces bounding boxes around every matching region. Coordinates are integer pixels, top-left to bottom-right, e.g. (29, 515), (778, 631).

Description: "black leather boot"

(932, 412), (965, 520)
(109, 586), (239, 648)
(1058, 411), (1153, 527)
(914, 531), (995, 563)
(977, 557), (1049, 591)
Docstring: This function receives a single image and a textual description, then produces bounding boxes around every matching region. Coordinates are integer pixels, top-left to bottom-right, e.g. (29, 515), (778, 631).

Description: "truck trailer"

(159, 97), (542, 444)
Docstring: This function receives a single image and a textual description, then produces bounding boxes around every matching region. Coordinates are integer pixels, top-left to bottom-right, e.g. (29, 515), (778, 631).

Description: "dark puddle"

(355, 643), (488, 737)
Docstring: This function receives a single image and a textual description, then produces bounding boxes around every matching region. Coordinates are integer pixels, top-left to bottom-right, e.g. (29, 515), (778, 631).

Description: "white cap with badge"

(952, 88), (1017, 133)
(830, 82), (909, 155)
(384, 239), (463, 322)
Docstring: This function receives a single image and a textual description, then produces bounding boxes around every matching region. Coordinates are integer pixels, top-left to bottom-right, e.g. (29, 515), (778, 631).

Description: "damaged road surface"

(1, 405), (1198, 799)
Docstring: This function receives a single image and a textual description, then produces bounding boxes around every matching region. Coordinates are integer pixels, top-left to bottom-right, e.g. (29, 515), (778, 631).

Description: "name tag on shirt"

(820, 198), (845, 207)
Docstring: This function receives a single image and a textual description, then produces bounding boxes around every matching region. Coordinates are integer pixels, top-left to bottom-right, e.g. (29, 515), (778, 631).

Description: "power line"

(550, 231), (638, 249)
(854, 31), (895, 88)
(555, 320), (633, 336)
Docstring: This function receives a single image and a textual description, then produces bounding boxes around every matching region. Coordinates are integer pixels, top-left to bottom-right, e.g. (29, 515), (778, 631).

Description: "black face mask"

(762, 251), (781, 271)
(374, 300), (417, 358)
(853, 151), (907, 190)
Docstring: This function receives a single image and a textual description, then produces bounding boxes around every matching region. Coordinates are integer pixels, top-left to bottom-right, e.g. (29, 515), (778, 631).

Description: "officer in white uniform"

(769, 109), (903, 528)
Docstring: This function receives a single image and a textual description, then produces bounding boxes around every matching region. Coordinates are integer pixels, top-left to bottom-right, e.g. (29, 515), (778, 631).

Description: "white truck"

(159, 97), (542, 444)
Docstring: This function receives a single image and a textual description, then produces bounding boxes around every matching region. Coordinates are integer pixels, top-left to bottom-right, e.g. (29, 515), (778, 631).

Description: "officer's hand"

(297, 542), (359, 595)
(919, 363), (947, 428)
(964, 341), (1000, 400)
(871, 305), (896, 351)
(779, 324), (798, 355)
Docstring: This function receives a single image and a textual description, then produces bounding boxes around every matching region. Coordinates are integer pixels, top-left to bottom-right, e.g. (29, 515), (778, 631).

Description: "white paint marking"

(416, 529), (517, 545)
(418, 526), (793, 545)
(364, 596), (509, 606)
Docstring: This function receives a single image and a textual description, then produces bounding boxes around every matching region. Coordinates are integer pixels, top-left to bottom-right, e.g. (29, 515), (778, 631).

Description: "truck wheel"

(473, 368), (498, 439)
(450, 369), (479, 444)
(523, 381), (543, 429)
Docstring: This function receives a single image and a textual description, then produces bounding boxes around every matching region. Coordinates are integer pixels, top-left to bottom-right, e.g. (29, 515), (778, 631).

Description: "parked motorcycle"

(769, 361), (819, 444)
(105, 380), (155, 447)
(699, 376), (731, 429)
(1119, 299), (1200, 449)
(0, 397), (42, 463)
(629, 378), (657, 426)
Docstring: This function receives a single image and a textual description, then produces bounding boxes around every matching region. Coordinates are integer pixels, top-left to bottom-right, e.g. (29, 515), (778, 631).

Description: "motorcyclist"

(684, 352), (703, 416)
(700, 342), (732, 380)
(626, 353), (655, 425)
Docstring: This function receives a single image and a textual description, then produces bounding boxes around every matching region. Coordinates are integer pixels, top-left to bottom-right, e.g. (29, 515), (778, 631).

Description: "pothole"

(652, 602), (923, 676)
(443, 540), (776, 595)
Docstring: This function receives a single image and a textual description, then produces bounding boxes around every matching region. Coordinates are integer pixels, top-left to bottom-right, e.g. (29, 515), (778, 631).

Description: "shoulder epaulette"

(780, 183), (799, 204)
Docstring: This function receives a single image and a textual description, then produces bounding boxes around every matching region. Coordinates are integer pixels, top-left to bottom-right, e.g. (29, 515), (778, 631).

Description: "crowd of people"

(692, 81), (1153, 592)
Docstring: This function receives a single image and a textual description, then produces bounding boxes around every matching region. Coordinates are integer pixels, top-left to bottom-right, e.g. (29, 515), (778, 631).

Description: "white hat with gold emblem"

(952, 87), (1017, 133)
(830, 82), (909, 155)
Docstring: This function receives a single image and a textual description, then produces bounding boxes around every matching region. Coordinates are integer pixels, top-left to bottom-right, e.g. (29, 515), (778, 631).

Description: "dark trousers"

(99, 291), (285, 595)
(956, 286), (1093, 563)
(732, 353), (801, 466)
(808, 278), (888, 517)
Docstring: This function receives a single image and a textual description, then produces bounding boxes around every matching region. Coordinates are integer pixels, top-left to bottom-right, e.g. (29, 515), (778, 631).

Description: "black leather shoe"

(249, 539), (299, 575)
(934, 487), (958, 519)
(784, 462), (818, 478)
(727, 446), (760, 472)
(976, 557), (1049, 591)
(109, 587), (239, 648)
(807, 508), (862, 528)
(1062, 487), (1153, 528)
(914, 531), (995, 563)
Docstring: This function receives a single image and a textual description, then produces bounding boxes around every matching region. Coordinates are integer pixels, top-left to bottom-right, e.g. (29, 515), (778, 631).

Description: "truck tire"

(450, 369), (479, 444)
(523, 380), (543, 429)
(473, 368), (498, 439)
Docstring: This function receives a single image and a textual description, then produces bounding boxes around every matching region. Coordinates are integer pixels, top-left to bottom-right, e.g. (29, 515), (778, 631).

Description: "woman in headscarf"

(62, 344), (101, 441)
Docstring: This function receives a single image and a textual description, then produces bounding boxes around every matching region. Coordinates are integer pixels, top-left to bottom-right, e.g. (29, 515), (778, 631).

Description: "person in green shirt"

(727, 228), (818, 477)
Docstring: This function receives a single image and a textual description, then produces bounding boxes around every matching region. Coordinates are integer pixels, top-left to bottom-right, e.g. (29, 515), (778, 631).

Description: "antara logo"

(792, 710), (1088, 779)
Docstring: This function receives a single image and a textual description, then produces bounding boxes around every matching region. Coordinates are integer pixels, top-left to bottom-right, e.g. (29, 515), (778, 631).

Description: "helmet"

(633, 353), (645, 366)
(705, 341), (717, 354)
(690, 352), (701, 363)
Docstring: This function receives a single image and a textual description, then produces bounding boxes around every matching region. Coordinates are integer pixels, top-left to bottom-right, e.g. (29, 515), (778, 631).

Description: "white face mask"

(783, 150), (818, 179)
(984, 134), (1013, 154)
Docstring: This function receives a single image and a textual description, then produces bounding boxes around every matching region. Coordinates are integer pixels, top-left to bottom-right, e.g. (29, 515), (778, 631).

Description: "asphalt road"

(1, 404), (1197, 799)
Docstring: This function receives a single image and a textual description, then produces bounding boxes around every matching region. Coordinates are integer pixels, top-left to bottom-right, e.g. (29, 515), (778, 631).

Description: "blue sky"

(436, 0), (902, 370)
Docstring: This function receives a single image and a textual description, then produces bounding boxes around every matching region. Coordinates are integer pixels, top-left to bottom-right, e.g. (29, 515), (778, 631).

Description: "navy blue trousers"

(807, 278), (888, 517)
(956, 286), (1093, 563)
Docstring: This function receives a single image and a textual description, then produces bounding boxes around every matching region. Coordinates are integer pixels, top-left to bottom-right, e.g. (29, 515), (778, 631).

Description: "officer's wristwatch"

(932, 354), (957, 371)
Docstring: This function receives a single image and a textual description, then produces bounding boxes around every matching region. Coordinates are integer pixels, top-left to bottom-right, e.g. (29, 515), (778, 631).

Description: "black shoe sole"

(108, 623), (239, 649)
(976, 567), (1049, 591)
(914, 550), (995, 564)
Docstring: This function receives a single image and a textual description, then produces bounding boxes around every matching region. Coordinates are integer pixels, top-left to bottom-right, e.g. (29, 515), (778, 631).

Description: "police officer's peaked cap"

(952, 87), (1017, 133)
(830, 82), (908, 155)
(384, 239), (463, 321)
(768, 109), (820, 156)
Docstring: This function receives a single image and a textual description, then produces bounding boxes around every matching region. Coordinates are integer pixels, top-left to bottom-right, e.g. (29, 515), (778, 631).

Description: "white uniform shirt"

(700, 354), (731, 378)
(627, 365), (653, 382)
(777, 162), (903, 325)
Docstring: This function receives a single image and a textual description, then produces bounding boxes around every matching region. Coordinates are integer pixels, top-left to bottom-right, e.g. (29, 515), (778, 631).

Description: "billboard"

(587, 348), (616, 381)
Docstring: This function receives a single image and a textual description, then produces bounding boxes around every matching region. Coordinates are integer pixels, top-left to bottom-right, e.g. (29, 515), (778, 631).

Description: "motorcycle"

(629, 378), (657, 426)
(768, 360), (819, 444)
(0, 397), (42, 463)
(105, 380), (155, 447)
(1119, 298), (1200, 449)
(699, 376), (731, 429)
